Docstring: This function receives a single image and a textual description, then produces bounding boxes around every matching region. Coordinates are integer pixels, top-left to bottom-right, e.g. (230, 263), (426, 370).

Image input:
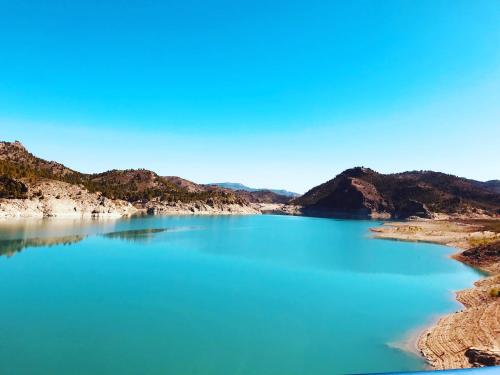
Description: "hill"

(163, 176), (208, 193)
(210, 182), (299, 198)
(294, 167), (500, 219)
(231, 189), (292, 204)
(3, 142), (498, 219)
(0, 141), (246, 206)
(167, 177), (293, 204)
(0, 141), (85, 188)
(483, 180), (500, 194)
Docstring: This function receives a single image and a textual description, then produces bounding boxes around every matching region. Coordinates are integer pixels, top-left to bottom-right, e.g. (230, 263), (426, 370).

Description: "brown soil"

(371, 219), (500, 370)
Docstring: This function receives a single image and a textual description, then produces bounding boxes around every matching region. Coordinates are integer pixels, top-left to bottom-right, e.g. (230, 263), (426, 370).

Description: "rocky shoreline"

(371, 219), (500, 369)
(2, 181), (499, 369)
(0, 179), (270, 219)
(0, 179), (136, 219)
(141, 199), (261, 216)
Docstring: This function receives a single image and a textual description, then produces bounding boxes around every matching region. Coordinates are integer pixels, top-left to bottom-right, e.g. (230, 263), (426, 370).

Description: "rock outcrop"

(142, 199), (261, 215)
(418, 275), (500, 369)
(465, 347), (500, 367)
(252, 203), (303, 215)
(372, 219), (500, 370)
(455, 240), (500, 274)
(0, 179), (136, 218)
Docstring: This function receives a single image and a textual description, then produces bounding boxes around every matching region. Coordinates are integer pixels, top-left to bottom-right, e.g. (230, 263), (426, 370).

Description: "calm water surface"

(0, 215), (480, 374)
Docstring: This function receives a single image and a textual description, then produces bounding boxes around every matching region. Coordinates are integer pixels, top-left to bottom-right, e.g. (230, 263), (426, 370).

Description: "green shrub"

(489, 287), (500, 298)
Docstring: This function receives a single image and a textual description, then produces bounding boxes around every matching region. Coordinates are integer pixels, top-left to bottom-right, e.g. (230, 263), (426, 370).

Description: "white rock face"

(0, 178), (308, 218)
(0, 179), (137, 218)
(252, 203), (302, 215)
(0, 179), (265, 218)
(142, 200), (261, 216)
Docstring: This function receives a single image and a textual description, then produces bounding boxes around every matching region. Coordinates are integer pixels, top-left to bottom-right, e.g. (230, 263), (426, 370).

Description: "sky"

(1, 0), (499, 193)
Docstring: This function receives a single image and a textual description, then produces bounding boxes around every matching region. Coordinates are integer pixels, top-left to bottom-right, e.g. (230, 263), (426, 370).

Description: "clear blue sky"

(1, 0), (499, 193)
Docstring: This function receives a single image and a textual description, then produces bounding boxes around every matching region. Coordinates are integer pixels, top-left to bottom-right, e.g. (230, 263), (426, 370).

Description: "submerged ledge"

(371, 219), (500, 370)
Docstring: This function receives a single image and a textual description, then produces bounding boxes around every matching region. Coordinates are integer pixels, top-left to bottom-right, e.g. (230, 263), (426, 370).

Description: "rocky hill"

(3, 142), (498, 219)
(0, 141), (85, 190)
(0, 141), (79, 179)
(166, 177), (294, 204)
(88, 169), (180, 201)
(0, 179), (136, 218)
(0, 141), (295, 207)
(294, 167), (500, 219)
(483, 180), (500, 194)
(232, 189), (293, 204)
(163, 176), (208, 193)
(0, 141), (254, 217)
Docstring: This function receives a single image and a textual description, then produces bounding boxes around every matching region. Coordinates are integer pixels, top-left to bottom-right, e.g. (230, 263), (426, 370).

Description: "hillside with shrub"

(0, 141), (245, 205)
(294, 167), (500, 218)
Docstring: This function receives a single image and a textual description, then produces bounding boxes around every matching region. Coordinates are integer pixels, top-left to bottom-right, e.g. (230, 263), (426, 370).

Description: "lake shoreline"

(371, 219), (500, 369)
(2, 214), (452, 374)
(1, 207), (498, 369)
(0, 186), (263, 218)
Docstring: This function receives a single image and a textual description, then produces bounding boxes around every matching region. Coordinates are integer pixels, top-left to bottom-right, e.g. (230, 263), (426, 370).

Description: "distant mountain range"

(209, 182), (300, 198)
(293, 167), (500, 219)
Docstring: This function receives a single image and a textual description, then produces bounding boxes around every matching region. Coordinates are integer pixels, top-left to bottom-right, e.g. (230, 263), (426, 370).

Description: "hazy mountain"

(210, 182), (299, 198)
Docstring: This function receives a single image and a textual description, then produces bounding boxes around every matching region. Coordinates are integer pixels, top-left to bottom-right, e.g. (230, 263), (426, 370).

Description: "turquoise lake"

(0, 215), (481, 374)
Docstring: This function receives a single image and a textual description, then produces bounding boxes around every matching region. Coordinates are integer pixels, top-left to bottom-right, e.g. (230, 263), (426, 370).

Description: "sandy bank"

(371, 219), (500, 369)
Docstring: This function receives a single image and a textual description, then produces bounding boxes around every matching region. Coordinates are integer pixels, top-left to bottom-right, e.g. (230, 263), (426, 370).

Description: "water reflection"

(102, 228), (169, 242)
(0, 216), (481, 278)
(0, 218), (174, 256)
(0, 219), (196, 256)
(0, 216), (480, 375)
(0, 217), (123, 240)
(0, 235), (85, 257)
